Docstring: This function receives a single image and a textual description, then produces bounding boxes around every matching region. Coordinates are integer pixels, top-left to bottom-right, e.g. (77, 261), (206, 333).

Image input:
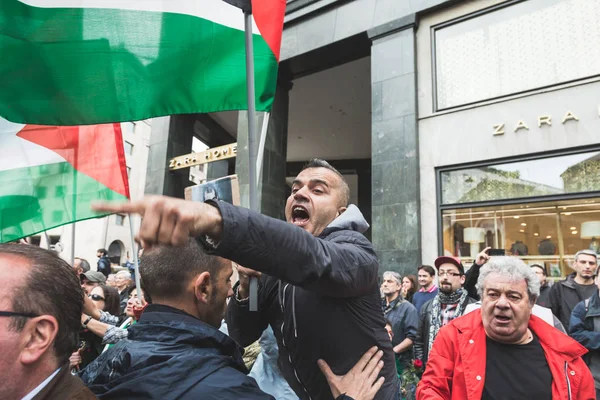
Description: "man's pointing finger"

(92, 200), (146, 216)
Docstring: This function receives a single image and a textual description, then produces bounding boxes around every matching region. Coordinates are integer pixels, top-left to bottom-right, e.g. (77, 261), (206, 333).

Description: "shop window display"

(442, 198), (600, 279)
(440, 150), (600, 279)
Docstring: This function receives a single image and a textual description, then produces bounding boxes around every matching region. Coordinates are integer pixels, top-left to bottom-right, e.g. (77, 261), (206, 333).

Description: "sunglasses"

(89, 294), (105, 301)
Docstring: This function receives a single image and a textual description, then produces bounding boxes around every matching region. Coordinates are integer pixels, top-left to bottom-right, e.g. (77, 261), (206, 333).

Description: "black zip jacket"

(213, 201), (399, 400)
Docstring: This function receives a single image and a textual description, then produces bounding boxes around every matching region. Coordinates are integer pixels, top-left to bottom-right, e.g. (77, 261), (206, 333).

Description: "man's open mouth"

(292, 205), (310, 226)
(495, 315), (511, 322)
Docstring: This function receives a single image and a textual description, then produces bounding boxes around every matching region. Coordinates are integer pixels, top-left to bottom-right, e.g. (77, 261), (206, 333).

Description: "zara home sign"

(492, 107), (600, 136)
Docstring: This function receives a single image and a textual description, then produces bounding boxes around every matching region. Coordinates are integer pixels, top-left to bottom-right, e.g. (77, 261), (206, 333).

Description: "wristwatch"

(82, 315), (93, 329)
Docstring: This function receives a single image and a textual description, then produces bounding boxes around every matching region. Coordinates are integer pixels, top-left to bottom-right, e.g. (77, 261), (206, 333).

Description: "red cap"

(434, 256), (464, 275)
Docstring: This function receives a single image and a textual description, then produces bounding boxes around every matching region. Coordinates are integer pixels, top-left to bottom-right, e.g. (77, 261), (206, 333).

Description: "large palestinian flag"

(0, 0), (286, 125)
(0, 118), (129, 243)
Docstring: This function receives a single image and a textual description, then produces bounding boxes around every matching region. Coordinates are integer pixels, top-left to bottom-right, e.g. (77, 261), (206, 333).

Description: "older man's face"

(285, 167), (347, 237)
(481, 272), (532, 344)
(381, 275), (401, 296)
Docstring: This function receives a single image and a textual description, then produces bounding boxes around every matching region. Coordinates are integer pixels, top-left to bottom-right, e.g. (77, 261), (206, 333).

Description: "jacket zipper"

(564, 362), (572, 400)
(280, 283), (312, 400)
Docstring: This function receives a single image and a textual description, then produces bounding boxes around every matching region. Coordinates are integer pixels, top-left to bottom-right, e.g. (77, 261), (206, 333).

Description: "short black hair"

(301, 159), (350, 207)
(418, 265), (436, 277)
(139, 239), (225, 300)
(97, 248), (107, 256)
(75, 257), (90, 273)
(1, 243), (83, 366)
(530, 264), (547, 276)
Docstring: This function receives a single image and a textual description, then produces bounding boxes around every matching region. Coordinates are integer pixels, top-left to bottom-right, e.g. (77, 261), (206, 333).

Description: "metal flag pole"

(128, 214), (142, 302)
(244, 10), (259, 312)
(70, 223), (76, 266)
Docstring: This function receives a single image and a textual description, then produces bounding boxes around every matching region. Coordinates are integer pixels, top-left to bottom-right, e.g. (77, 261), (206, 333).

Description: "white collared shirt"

(21, 367), (61, 400)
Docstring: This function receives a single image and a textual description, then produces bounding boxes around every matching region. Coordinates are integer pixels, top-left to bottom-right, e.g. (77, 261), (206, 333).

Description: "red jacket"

(417, 309), (595, 400)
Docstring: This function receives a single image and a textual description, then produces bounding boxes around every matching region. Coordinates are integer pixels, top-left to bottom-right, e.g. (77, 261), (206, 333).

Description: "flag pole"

(244, 10), (258, 312)
(70, 223), (76, 266)
(128, 214), (142, 302)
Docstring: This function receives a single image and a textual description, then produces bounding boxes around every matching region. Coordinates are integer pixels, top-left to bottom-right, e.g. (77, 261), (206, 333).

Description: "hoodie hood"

(321, 204), (369, 236)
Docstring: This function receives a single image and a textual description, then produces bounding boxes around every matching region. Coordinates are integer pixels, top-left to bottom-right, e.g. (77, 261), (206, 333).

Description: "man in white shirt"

(0, 243), (95, 399)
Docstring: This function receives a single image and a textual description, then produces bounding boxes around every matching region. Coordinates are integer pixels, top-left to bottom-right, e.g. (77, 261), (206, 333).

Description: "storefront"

(417, 0), (600, 278)
(438, 149), (600, 278)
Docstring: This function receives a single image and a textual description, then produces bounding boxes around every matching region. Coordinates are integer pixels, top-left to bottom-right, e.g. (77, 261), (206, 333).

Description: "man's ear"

(194, 271), (212, 304)
(337, 206), (347, 217)
(19, 316), (59, 365)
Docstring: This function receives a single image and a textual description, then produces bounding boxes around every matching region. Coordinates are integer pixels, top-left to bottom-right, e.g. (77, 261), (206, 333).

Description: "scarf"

(427, 289), (468, 355)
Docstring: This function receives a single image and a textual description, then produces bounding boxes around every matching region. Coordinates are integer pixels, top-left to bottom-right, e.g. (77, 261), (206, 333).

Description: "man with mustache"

(549, 249), (598, 330)
(418, 257), (595, 399)
(414, 256), (476, 366)
(93, 158), (398, 400)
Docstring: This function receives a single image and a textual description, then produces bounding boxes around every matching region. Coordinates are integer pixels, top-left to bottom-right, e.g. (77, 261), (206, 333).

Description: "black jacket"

(413, 294), (477, 364)
(217, 201), (399, 400)
(549, 272), (596, 330)
(569, 290), (600, 389)
(80, 304), (271, 399)
(537, 282), (551, 308)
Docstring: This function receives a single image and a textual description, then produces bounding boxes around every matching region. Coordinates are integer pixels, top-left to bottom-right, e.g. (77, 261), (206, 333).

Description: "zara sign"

(492, 106), (600, 136)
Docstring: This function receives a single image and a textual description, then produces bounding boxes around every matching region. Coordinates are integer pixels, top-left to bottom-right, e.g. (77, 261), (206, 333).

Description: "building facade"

(145, 0), (600, 279)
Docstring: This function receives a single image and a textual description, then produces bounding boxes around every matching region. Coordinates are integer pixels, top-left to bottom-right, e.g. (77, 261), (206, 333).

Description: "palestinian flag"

(0, 118), (129, 243)
(0, 0), (286, 125)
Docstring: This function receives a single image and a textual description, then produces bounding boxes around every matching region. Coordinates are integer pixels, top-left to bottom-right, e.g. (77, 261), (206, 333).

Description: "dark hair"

(405, 274), (418, 295)
(301, 159), (350, 207)
(97, 248), (107, 256)
(96, 284), (120, 316)
(530, 264), (547, 276)
(75, 257), (90, 273)
(139, 239), (224, 300)
(418, 265), (436, 277)
(1, 243), (83, 365)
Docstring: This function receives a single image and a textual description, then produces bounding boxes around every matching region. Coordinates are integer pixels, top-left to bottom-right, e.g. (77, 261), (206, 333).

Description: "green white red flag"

(0, 0), (286, 125)
(0, 118), (129, 243)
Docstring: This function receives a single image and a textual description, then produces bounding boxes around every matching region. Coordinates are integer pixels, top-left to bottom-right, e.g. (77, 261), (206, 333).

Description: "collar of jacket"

(585, 290), (600, 318)
(319, 204), (369, 237)
(132, 304), (244, 365)
(382, 295), (403, 313)
(559, 272), (579, 289)
(454, 308), (587, 361)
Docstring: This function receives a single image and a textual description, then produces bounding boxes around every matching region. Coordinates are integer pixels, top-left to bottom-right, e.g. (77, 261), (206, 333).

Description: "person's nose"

(293, 186), (310, 202)
(496, 294), (510, 309)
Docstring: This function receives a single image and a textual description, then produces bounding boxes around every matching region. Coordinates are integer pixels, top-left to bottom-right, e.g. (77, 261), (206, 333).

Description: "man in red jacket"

(417, 256), (595, 400)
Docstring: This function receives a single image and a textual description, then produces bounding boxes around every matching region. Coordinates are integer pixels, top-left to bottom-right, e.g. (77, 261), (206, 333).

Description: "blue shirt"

(412, 288), (439, 314)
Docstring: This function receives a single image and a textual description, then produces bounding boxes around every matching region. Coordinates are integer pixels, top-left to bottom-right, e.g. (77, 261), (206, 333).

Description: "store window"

(441, 198), (600, 279)
(441, 151), (600, 205)
(434, 0), (600, 110)
(439, 149), (600, 278)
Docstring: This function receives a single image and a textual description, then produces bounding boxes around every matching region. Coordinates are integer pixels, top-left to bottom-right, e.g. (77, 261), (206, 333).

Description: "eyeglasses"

(438, 271), (461, 277)
(89, 294), (105, 301)
(0, 311), (40, 318)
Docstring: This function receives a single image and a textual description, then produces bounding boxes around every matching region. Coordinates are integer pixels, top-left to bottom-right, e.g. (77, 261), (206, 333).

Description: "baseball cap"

(434, 256), (464, 275)
(82, 271), (106, 283)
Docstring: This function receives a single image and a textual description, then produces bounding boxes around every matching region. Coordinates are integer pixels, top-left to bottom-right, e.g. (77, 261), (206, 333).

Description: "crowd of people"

(1, 159), (599, 399)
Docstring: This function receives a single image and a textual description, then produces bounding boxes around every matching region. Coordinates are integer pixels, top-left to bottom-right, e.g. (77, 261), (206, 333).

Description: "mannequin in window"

(510, 241), (528, 256)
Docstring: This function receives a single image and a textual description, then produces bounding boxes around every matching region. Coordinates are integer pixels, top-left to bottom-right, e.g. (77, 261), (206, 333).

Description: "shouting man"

(93, 159), (398, 400)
